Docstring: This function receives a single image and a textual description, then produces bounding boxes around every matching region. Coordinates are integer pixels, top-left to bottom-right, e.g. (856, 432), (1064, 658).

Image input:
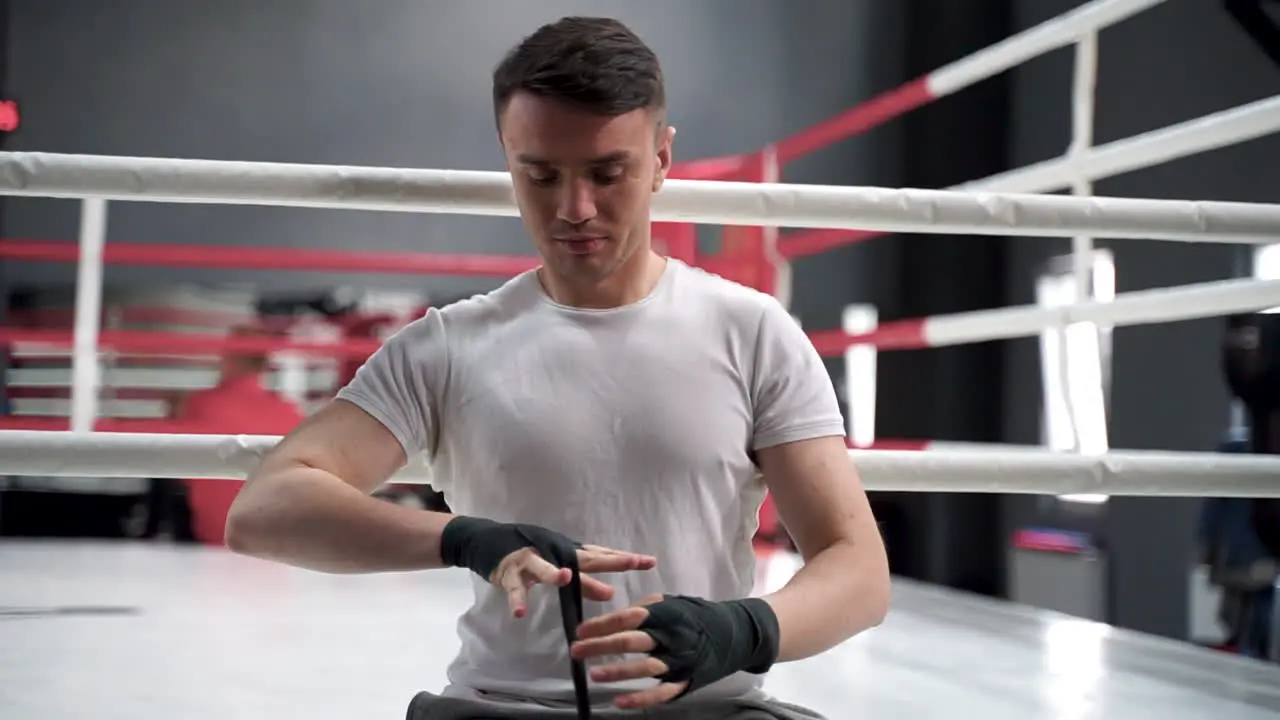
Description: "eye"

(591, 165), (626, 186)
(527, 170), (559, 187)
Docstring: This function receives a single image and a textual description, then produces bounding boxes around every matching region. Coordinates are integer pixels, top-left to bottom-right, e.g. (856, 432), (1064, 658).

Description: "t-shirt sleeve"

(750, 298), (848, 451)
(333, 310), (447, 462)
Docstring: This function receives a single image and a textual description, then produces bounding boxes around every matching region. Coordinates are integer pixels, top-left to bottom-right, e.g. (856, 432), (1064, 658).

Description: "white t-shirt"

(335, 258), (846, 705)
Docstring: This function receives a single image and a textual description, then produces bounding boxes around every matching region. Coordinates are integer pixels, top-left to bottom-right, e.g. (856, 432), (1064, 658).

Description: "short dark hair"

(492, 16), (666, 128)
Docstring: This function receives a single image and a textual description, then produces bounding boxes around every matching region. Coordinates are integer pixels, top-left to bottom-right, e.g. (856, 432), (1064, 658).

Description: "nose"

(556, 177), (598, 226)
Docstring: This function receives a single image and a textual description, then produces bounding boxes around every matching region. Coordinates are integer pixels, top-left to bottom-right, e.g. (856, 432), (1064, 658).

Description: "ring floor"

(2, 540), (1278, 719)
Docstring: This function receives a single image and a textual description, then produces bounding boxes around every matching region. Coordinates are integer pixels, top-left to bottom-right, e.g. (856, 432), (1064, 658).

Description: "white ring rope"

(915, 276), (1280, 348)
(1, 152), (1280, 243)
(967, 94), (1280, 195)
(0, 431), (1276, 498)
(923, 0), (1166, 98)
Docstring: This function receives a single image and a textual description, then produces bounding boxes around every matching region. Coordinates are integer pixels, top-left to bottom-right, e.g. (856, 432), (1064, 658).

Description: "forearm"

(225, 466), (452, 574)
(761, 538), (890, 662)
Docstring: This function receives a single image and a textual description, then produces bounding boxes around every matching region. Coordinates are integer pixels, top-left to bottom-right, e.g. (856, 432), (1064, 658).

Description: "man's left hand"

(570, 593), (781, 710)
(571, 594), (686, 708)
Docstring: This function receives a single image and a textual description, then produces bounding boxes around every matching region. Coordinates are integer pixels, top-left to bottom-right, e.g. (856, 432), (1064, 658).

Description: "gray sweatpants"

(405, 690), (827, 719)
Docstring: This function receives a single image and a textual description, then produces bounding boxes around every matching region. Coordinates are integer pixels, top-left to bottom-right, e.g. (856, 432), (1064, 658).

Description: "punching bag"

(1222, 312), (1280, 454)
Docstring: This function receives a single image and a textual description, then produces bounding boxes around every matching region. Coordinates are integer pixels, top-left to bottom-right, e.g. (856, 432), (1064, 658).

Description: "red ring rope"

(4, 9), (1197, 553)
(0, 238), (541, 277)
(0, 327), (381, 359)
(0, 60), (950, 349)
(0, 47), (986, 479)
(807, 320), (930, 355)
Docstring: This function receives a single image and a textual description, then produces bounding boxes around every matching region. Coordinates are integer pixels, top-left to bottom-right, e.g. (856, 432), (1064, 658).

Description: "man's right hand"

(438, 516), (656, 618)
(494, 543), (656, 618)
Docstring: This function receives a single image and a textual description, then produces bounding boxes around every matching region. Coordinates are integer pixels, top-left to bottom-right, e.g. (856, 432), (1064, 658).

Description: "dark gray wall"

(869, 0), (1015, 596)
(1002, 0), (1280, 639)
(4, 0), (903, 321)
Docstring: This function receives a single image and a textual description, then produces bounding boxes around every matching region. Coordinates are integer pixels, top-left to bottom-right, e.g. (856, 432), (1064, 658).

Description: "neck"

(540, 249), (668, 309)
(218, 367), (258, 387)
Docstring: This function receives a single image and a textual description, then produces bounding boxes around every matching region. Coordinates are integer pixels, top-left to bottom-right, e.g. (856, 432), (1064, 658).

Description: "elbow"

(872, 545), (893, 626)
(848, 576), (891, 634)
(820, 536), (893, 633)
(858, 546), (893, 629)
(223, 498), (259, 556)
(223, 479), (278, 557)
(866, 572), (892, 628)
(224, 466), (325, 558)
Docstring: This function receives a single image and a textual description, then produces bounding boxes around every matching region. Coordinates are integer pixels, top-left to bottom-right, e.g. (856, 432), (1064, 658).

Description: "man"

(225, 16), (890, 719)
(166, 324), (305, 545)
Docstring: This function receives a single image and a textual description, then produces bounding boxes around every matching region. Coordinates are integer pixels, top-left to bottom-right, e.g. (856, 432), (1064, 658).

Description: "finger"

(638, 593), (664, 605)
(577, 551), (657, 574)
(576, 552), (655, 573)
(517, 551), (572, 587)
(579, 574), (617, 602)
(570, 630), (655, 660)
(615, 682), (686, 710)
(575, 606), (650, 640)
(589, 655), (668, 683)
(491, 548), (564, 587)
(579, 544), (657, 562)
(499, 570), (529, 618)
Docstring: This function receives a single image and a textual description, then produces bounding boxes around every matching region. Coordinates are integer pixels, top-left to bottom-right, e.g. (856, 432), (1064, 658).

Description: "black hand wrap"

(639, 595), (781, 699)
(438, 516), (592, 719)
(438, 516), (586, 580)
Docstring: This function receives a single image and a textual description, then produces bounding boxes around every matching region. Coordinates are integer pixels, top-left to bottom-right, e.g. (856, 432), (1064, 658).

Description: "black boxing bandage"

(438, 516), (584, 580)
(438, 516), (592, 719)
(638, 595), (781, 698)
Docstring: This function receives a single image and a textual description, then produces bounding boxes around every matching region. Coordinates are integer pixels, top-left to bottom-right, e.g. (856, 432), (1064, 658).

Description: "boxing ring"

(2, 0), (1280, 716)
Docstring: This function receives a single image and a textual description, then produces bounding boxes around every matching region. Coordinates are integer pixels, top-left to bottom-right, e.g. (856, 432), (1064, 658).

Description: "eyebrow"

(516, 151), (632, 166)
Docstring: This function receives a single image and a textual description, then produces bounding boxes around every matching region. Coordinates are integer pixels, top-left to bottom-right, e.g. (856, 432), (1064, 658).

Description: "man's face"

(498, 92), (673, 288)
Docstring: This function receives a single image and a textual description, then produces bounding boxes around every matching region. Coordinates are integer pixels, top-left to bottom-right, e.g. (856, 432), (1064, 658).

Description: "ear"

(653, 125), (676, 193)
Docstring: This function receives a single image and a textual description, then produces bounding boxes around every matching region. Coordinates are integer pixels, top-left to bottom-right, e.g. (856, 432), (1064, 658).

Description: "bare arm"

(224, 399), (452, 574)
(758, 434), (891, 661)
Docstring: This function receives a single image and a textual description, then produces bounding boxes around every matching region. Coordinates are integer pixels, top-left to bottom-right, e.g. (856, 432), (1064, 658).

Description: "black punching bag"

(1222, 312), (1280, 454)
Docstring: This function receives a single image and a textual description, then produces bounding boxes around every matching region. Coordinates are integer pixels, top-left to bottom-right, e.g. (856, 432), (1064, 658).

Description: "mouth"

(555, 236), (606, 255)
